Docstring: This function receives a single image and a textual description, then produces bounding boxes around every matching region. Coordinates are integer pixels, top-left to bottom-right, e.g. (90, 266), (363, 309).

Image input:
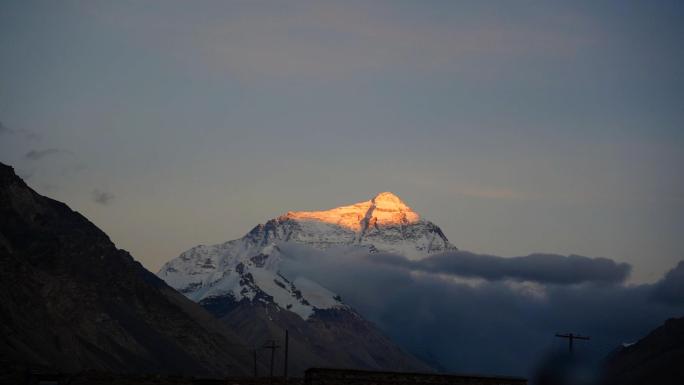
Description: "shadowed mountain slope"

(0, 162), (256, 376)
(602, 316), (684, 385)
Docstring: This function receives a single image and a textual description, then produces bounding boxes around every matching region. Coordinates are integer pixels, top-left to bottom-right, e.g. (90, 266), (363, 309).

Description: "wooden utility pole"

(253, 349), (258, 377)
(283, 329), (289, 379)
(555, 332), (590, 354)
(263, 340), (280, 380)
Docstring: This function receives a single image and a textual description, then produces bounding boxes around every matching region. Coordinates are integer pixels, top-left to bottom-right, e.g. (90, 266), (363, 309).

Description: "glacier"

(158, 192), (457, 320)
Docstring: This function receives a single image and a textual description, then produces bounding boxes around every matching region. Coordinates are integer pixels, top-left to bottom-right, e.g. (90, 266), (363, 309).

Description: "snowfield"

(158, 192), (457, 320)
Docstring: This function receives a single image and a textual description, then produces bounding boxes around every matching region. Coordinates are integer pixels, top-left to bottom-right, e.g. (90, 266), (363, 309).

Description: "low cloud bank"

(368, 251), (631, 285)
(652, 260), (684, 305)
(278, 244), (683, 377)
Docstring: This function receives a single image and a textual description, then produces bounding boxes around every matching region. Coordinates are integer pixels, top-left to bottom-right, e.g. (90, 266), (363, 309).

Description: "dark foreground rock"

(601, 316), (684, 385)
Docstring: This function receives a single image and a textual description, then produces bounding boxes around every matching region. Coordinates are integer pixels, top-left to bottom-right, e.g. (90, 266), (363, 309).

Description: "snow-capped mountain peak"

(158, 192), (456, 320)
(285, 191), (419, 232)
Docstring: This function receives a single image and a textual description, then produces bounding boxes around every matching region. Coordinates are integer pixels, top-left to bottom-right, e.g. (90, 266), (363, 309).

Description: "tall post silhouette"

(283, 329), (289, 380)
(555, 332), (590, 353)
(253, 349), (258, 377)
(263, 340), (280, 381)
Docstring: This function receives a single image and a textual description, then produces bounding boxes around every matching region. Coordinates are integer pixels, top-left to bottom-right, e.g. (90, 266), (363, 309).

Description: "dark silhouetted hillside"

(0, 162), (256, 376)
(602, 316), (684, 385)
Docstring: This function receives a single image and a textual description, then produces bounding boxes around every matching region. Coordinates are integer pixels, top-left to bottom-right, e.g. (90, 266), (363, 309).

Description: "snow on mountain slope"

(251, 191), (455, 259)
(158, 192), (456, 320)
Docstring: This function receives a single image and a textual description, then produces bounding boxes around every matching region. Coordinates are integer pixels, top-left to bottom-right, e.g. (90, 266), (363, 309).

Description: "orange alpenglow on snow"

(285, 192), (420, 231)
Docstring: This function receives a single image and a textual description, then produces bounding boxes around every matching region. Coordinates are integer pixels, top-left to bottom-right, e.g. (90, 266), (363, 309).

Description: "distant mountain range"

(158, 191), (455, 373)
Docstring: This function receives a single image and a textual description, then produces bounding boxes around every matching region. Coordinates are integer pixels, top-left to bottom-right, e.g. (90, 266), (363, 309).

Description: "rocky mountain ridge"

(158, 192), (448, 373)
(159, 192), (456, 319)
(0, 162), (256, 376)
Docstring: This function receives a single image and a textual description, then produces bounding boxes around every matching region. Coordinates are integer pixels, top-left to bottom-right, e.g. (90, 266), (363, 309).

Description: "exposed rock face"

(277, 191), (455, 259)
(159, 192), (456, 314)
(158, 192), (451, 374)
(286, 191), (421, 232)
(602, 317), (684, 385)
(0, 162), (255, 376)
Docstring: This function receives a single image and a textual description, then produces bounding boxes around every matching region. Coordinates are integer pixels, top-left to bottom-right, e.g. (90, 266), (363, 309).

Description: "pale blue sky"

(1, 0), (682, 282)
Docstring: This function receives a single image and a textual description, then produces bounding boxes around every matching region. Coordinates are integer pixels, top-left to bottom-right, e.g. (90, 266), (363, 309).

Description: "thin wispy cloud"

(0, 120), (39, 140)
(453, 187), (536, 201)
(25, 148), (73, 161)
(86, 1), (600, 81)
(93, 189), (115, 205)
